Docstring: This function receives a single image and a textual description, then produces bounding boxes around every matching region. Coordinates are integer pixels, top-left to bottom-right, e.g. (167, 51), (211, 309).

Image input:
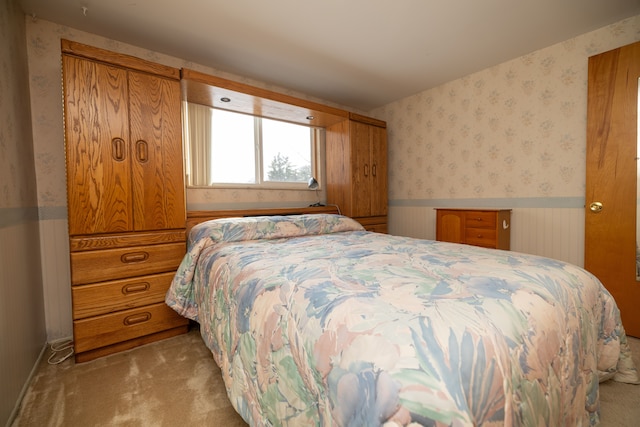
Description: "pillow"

(189, 213), (364, 247)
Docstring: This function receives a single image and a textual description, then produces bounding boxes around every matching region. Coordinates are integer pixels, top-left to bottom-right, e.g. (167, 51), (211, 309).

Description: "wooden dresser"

(435, 209), (511, 250)
(62, 40), (189, 362)
(326, 113), (388, 233)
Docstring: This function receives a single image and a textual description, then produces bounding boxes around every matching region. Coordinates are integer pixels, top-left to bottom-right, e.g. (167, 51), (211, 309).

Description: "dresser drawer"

(354, 216), (388, 233)
(70, 242), (185, 285)
(72, 272), (175, 320)
(464, 211), (497, 229)
(73, 302), (189, 353)
(465, 228), (497, 248)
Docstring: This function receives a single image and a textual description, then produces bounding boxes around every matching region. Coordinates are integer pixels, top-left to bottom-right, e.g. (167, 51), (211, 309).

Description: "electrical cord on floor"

(47, 339), (74, 365)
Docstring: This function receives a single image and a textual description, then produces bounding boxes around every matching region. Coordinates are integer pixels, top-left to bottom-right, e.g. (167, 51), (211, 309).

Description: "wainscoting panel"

(39, 219), (73, 340)
(388, 206), (437, 240)
(510, 208), (585, 268)
(388, 206), (585, 267)
(0, 220), (46, 425)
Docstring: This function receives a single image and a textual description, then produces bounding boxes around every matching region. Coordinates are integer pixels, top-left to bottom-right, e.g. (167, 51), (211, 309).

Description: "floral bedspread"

(166, 214), (639, 426)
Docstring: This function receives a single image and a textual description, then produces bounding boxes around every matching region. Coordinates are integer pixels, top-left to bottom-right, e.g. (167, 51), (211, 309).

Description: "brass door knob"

(589, 202), (603, 213)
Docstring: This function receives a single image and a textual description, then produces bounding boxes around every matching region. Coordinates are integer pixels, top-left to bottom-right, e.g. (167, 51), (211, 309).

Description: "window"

(184, 102), (320, 188)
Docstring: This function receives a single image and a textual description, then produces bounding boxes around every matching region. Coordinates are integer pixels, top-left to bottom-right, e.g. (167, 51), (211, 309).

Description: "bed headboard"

(186, 205), (340, 236)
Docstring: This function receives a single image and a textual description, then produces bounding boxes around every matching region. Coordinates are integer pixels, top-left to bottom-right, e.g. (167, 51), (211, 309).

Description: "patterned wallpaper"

(372, 15), (640, 205)
(0, 0), (37, 212)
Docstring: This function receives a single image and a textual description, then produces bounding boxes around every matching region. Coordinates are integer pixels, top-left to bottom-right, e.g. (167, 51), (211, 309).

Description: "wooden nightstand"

(435, 208), (511, 250)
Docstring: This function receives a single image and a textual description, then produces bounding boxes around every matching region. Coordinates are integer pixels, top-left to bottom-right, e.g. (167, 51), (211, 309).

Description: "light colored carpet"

(11, 329), (640, 426)
(11, 328), (246, 427)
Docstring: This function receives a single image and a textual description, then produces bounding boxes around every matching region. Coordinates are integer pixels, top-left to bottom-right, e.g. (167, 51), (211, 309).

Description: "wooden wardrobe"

(61, 40), (188, 362)
(325, 113), (388, 232)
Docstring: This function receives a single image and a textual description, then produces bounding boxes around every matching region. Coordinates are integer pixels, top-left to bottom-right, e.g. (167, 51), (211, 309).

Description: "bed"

(166, 211), (639, 426)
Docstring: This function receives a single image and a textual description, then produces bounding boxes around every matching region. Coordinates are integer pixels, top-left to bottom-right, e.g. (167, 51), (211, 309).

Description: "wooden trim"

(186, 205), (340, 236)
(74, 324), (189, 363)
(69, 230), (186, 252)
(181, 68), (349, 128)
(349, 112), (386, 128)
(61, 39), (180, 80)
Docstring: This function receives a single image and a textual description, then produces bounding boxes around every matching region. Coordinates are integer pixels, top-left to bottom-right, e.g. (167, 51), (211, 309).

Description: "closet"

(62, 40), (188, 362)
(326, 113), (388, 232)
(585, 40), (640, 338)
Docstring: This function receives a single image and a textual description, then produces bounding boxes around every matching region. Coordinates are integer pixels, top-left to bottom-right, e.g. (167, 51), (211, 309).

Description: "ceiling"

(17, 0), (640, 111)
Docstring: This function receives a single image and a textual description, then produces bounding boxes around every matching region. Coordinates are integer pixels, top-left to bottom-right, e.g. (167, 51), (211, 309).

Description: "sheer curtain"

(185, 102), (212, 186)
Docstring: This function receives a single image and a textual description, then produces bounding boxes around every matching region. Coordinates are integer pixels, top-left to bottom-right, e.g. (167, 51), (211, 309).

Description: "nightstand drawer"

(72, 272), (175, 320)
(465, 228), (497, 248)
(354, 216), (388, 233)
(70, 242), (185, 285)
(465, 211), (497, 229)
(73, 302), (188, 353)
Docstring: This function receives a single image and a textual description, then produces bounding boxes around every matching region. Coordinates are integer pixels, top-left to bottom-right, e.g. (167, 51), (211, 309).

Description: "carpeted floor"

(11, 328), (640, 426)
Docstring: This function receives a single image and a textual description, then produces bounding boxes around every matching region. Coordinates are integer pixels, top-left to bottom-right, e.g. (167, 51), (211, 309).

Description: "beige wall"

(0, 0), (46, 425)
(372, 15), (640, 266)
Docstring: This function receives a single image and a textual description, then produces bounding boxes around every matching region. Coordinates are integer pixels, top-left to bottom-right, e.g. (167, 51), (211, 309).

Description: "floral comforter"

(166, 214), (638, 426)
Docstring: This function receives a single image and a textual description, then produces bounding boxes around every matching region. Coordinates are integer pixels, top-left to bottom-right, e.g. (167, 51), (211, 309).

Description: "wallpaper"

(0, 1), (46, 424)
(372, 15), (640, 206)
(0, 1), (37, 213)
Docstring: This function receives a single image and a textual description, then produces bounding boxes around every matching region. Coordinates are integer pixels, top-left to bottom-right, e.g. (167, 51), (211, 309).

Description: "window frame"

(184, 102), (323, 190)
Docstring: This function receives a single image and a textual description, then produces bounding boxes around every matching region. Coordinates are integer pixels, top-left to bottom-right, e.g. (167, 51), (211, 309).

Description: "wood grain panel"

(181, 68), (348, 128)
(69, 230), (185, 252)
(61, 39), (180, 80)
(73, 302), (188, 354)
(63, 55), (133, 236)
(352, 120), (371, 217)
(129, 71), (185, 231)
(370, 124), (388, 217)
(325, 119), (351, 216)
(70, 242), (185, 285)
(585, 41), (640, 337)
(436, 211), (464, 243)
(72, 272), (175, 320)
(353, 215), (388, 233)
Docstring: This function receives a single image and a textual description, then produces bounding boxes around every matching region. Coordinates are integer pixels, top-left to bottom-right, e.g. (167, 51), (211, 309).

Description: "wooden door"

(325, 120), (351, 215)
(63, 55), (132, 236)
(585, 41), (640, 338)
(436, 210), (464, 244)
(128, 71), (185, 231)
(370, 125), (388, 216)
(351, 120), (372, 217)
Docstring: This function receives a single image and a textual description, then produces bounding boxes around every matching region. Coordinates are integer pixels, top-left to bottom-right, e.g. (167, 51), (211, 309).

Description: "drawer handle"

(122, 282), (150, 295)
(477, 234), (484, 238)
(136, 140), (149, 163)
(121, 251), (149, 263)
(112, 137), (126, 161)
(476, 217), (482, 221)
(123, 312), (151, 326)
